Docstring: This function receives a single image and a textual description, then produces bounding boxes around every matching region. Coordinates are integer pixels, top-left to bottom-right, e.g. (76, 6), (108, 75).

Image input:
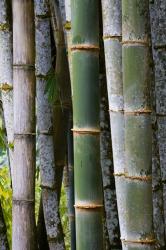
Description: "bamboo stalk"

(100, 73), (121, 249)
(0, 0), (13, 180)
(122, 1), (154, 249)
(49, 0), (71, 200)
(35, 0), (65, 249)
(12, 1), (37, 249)
(150, 0), (166, 246)
(71, 1), (103, 249)
(101, 0), (126, 245)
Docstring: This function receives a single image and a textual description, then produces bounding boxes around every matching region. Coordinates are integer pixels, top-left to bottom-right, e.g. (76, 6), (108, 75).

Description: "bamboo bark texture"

(35, 0), (65, 249)
(12, 1), (37, 249)
(150, 0), (166, 244)
(101, 0), (125, 246)
(122, 1), (154, 249)
(71, 1), (103, 249)
(0, 0), (13, 180)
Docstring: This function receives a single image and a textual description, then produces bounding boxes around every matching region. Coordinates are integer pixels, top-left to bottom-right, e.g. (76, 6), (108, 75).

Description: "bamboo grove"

(0, 0), (165, 249)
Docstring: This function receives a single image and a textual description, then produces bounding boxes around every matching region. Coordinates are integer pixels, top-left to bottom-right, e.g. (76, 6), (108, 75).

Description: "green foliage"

(35, 172), (41, 223)
(0, 166), (12, 249)
(45, 68), (59, 103)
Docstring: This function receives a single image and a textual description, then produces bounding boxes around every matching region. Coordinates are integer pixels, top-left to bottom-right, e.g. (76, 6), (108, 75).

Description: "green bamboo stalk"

(71, 1), (103, 249)
(122, 1), (155, 249)
(12, 0), (37, 249)
(0, 0), (13, 180)
(101, 0), (126, 246)
(35, 0), (65, 248)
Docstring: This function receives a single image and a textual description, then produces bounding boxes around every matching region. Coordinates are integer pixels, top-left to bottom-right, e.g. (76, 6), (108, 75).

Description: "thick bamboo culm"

(35, 0), (65, 248)
(150, 0), (166, 246)
(101, 0), (126, 246)
(71, 1), (103, 249)
(0, 0), (14, 180)
(12, 1), (37, 249)
(122, 1), (154, 249)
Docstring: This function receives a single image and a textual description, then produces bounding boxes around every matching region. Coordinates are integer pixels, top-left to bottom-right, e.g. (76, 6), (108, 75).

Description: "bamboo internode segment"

(114, 173), (152, 182)
(0, 83), (13, 91)
(72, 128), (100, 135)
(75, 203), (103, 209)
(70, 44), (99, 51)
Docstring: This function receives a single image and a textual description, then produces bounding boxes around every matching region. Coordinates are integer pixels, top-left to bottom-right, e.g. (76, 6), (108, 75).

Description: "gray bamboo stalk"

(0, 202), (9, 249)
(35, 0), (65, 249)
(12, 0), (37, 249)
(122, 0), (154, 249)
(101, 0), (126, 245)
(99, 47), (121, 248)
(150, 0), (166, 246)
(0, 0), (13, 180)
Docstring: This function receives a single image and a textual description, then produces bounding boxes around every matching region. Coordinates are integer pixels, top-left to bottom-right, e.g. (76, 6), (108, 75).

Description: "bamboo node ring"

(114, 173), (152, 181)
(0, 83), (13, 91)
(12, 199), (34, 205)
(122, 40), (150, 46)
(109, 109), (124, 113)
(13, 64), (35, 70)
(124, 109), (152, 115)
(74, 203), (103, 209)
(103, 35), (122, 42)
(121, 238), (156, 245)
(70, 44), (99, 51)
(14, 133), (36, 139)
(71, 128), (100, 135)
